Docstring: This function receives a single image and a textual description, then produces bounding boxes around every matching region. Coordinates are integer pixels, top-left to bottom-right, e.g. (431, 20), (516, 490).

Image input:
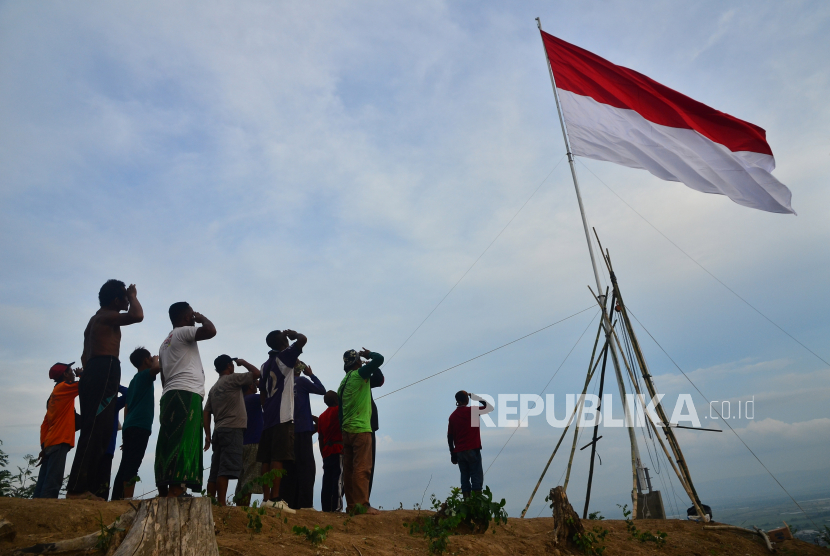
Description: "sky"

(1, 0), (829, 519)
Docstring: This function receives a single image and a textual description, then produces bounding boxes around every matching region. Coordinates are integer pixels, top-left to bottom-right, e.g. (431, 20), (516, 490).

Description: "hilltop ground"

(0, 497), (825, 555)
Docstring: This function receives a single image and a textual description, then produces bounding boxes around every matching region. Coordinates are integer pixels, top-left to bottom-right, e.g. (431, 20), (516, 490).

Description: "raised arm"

(149, 355), (162, 377)
(234, 358), (262, 381)
(123, 284), (144, 324)
(284, 329), (307, 350)
(357, 349), (384, 380)
(194, 312), (217, 342)
(470, 393), (494, 414)
(98, 284), (144, 327)
(301, 364), (326, 395)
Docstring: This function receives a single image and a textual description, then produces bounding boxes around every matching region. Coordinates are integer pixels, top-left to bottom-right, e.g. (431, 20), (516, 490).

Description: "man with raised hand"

(34, 362), (83, 498)
(155, 302), (216, 498)
(447, 390), (493, 497)
(280, 360), (325, 509)
(338, 348), (384, 515)
(203, 355), (261, 506)
(67, 280), (143, 500)
(257, 329), (306, 512)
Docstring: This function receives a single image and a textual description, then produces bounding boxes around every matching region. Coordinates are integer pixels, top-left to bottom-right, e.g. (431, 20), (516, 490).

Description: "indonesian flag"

(541, 31), (795, 214)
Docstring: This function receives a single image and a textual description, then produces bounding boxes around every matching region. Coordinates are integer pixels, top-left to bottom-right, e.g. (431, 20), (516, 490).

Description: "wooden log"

(113, 497), (219, 556)
(12, 508), (136, 555)
(549, 486), (584, 547)
(703, 524), (776, 553)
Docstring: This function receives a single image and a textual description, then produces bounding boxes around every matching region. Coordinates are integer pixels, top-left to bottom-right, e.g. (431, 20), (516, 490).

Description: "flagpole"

(536, 17), (644, 517)
(535, 17), (603, 298)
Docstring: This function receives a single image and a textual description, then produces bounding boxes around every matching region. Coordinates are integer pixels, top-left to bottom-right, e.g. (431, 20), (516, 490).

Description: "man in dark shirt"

(280, 361), (325, 509)
(447, 390), (493, 497)
(368, 369), (384, 499)
(235, 380), (264, 507)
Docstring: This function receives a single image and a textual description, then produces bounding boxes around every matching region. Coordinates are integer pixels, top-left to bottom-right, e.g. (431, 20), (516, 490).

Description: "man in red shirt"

(34, 362), (83, 498)
(317, 390), (343, 512)
(447, 390), (493, 497)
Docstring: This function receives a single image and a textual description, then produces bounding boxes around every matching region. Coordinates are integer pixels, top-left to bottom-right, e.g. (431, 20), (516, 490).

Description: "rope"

(626, 307), (822, 530)
(375, 305), (595, 400)
(384, 156), (567, 367)
(577, 158), (830, 369)
(483, 310), (599, 477)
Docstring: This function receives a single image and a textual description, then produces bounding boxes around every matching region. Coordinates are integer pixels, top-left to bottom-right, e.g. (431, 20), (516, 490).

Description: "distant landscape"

(566, 465), (830, 539)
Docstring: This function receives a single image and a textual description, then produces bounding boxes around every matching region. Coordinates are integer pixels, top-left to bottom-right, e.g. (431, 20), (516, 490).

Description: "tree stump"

(113, 497), (219, 556)
(0, 518), (16, 543)
(549, 486), (584, 548)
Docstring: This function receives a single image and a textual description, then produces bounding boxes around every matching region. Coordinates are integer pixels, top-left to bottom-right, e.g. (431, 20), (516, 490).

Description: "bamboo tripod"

(519, 232), (708, 520)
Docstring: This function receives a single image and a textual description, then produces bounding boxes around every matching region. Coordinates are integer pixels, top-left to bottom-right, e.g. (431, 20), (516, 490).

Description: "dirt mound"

(0, 497), (824, 555)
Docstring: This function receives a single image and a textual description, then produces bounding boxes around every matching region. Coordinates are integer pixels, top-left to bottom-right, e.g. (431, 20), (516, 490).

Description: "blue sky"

(1, 0), (828, 518)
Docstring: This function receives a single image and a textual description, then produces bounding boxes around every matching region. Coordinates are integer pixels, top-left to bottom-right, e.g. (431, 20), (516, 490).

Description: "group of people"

(33, 279), (494, 512)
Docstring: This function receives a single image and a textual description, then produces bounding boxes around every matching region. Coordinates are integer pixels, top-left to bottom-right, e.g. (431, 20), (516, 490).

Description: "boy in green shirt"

(337, 348), (384, 514)
(111, 347), (161, 500)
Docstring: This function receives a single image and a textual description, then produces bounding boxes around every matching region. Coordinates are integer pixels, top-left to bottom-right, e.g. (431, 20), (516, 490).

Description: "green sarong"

(155, 390), (203, 489)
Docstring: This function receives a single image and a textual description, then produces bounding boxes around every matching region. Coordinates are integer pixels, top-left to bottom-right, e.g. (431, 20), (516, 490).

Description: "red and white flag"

(541, 31), (794, 214)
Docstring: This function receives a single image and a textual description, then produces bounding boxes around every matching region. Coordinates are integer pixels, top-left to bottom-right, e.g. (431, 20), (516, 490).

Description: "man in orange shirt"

(34, 362), (82, 498)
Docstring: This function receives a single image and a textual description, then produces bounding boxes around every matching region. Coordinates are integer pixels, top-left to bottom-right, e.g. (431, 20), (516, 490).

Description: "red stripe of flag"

(541, 31), (772, 156)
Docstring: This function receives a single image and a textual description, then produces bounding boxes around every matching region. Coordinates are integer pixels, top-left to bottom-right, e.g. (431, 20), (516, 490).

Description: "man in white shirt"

(155, 301), (216, 498)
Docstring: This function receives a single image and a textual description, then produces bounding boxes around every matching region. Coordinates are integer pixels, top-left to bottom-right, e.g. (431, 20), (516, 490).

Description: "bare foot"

(66, 491), (104, 501)
(365, 505), (381, 515)
(167, 485), (185, 498)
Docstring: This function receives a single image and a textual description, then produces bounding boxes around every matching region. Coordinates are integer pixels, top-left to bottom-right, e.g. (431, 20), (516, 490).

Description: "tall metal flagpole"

(536, 17), (644, 517)
(535, 17), (603, 297)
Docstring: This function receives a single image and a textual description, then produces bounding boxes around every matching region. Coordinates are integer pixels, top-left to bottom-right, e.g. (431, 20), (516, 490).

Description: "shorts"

(235, 444), (264, 495)
(256, 421), (294, 463)
(208, 428), (244, 483)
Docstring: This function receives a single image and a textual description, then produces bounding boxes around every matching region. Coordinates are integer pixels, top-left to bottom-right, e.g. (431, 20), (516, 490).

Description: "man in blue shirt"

(280, 361), (325, 509)
(257, 329), (306, 510)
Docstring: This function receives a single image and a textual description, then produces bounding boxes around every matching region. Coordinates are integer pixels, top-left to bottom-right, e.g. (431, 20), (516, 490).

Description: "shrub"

(618, 504), (667, 547)
(292, 524), (333, 546)
(405, 487), (508, 555)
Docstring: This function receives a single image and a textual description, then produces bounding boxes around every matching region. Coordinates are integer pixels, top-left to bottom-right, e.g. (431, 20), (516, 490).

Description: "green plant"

(342, 503), (367, 532)
(617, 504), (667, 547)
(572, 523), (608, 555)
(404, 487), (508, 555)
(588, 511), (604, 520)
(292, 524), (333, 546)
(9, 454), (38, 498)
(95, 512), (125, 551)
(127, 475), (141, 486)
(232, 468), (287, 504)
(243, 500), (268, 537)
(0, 443), (38, 498)
(0, 440), (11, 497)
(817, 525), (830, 547)
(199, 488), (219, 506)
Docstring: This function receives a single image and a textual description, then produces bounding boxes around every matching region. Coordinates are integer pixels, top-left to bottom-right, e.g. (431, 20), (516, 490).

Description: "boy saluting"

(34, 362), (83, 498)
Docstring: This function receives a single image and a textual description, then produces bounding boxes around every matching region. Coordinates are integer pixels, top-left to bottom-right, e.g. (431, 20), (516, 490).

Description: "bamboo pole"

(520, 340), (608, 518)
(564, 338), (607, 491)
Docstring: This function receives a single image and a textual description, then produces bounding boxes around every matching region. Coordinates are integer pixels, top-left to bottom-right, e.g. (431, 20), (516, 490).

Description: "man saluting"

(67, 280), (143, 500)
